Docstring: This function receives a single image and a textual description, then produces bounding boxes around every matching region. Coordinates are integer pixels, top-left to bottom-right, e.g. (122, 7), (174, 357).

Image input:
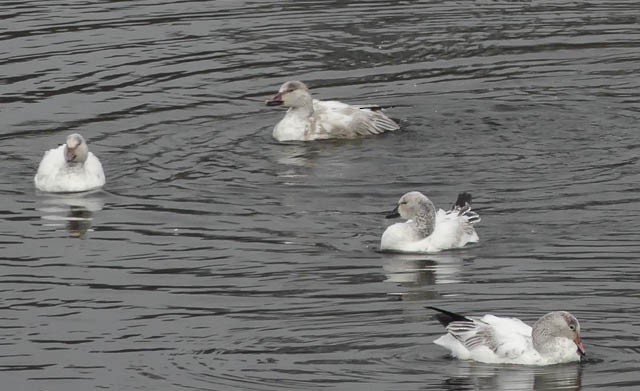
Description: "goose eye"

(569, 324), (575, 331)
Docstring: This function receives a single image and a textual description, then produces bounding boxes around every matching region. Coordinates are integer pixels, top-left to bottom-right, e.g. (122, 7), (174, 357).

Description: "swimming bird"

(34, 133), (106, 193)
(380, 191), (480, 253)
(265, 80), (399, 141)
(427, 306), (586, 365)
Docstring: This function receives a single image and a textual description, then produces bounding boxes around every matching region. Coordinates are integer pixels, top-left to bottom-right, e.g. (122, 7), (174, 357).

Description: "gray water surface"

(2, 1), (640, 390)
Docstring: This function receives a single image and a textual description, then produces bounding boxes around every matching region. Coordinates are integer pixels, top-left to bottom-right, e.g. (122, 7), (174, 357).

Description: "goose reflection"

(441, 362), (582, 391)
(275, 144), (318, 169)
(273, 140), (367, 177)
(37, 190), (105, 238)
(383, 253), (466, 300)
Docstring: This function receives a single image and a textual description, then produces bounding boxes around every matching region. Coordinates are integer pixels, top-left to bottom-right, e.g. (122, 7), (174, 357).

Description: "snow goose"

(380, 191), (480, 253)
(34, 133), (105, 193)
(428, 306), (586, 365)
(265, 80), (399, 141)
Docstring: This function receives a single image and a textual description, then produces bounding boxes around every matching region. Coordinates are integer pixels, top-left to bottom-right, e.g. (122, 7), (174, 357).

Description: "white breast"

(272, 110), (311, 141)
(34, 145), (106, 193)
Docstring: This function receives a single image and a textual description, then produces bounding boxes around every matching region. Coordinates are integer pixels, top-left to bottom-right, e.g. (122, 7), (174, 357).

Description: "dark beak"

(386, 205), (400, 219)
(265, 92), (284, 106)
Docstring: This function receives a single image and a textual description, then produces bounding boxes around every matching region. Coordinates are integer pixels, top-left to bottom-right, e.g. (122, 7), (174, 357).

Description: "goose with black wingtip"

(380, 191), (480, 253)
(427, 306), (586, 365)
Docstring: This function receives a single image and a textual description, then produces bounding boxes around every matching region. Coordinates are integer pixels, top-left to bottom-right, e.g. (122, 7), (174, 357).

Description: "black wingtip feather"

(426, 306), (472, 326)
(454, 192), (472, 208)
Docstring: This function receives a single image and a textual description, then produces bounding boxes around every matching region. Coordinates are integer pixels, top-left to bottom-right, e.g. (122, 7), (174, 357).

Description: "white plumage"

(265, 80), (399, 141)
(380, 191), (480, 253)
(34, 133), (105, 193)
(429, 307), (586, 366)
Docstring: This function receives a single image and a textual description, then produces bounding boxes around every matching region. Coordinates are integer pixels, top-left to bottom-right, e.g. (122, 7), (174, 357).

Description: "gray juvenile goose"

(265, 80), (399, 141)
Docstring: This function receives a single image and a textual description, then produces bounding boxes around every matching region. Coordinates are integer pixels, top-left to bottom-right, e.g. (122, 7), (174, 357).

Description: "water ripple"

(2, 0), (640, 390)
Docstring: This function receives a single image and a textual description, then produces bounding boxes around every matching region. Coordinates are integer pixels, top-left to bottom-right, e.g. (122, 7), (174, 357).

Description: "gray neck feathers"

(532, 312), (568, 355)
(532, 326), (551, 354)
(413, 201), (436, 238)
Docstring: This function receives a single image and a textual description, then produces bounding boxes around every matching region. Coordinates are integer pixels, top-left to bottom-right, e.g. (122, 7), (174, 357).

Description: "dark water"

(2, 1), (640, 390)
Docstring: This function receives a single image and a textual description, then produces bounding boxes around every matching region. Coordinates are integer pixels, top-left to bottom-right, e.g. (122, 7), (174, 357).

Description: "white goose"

(428, 306), (586, 366)
(34, 133), (105, 193)
(265, 80), (399, 141)
(380, 191), (480, 253)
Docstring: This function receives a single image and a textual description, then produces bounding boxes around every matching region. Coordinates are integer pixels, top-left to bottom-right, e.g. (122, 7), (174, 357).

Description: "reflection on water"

(274, 144), (318, 179)
(383, 254), (467, 300)
(443, 362), (582, 391)
(37, 191), (105, 239)
(2, 0), (640, 390)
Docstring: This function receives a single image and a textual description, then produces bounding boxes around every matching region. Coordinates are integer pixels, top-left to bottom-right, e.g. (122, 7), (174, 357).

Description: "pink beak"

(65, 146), (76, 162)
(575, 336), (586, 357)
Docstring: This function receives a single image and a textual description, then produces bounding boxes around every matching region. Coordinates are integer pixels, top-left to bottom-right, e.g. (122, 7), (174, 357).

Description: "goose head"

(386, 191), (434, 220)
(533, 311), (586, 358)
(266, 80), (313, 108)
(64, 133), (89, 164)
(386, 191), (437, 237)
